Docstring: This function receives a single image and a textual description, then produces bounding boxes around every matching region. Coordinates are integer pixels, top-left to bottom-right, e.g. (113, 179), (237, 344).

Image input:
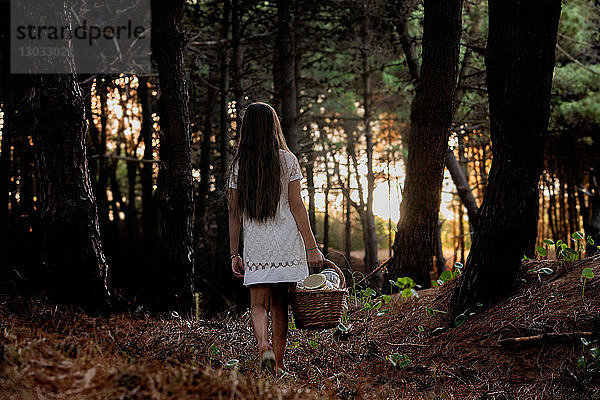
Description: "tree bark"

(196, 68), (216, 236)
(306, 155), (317, 232)
(126, 159), (139, 242)
(0, 3), (11, 273)
(452, 0), (561, 312)
(385, 0), (462, 288)
(231, 0), (243, 140)
(361, 11), (379, 273)
(345, 155), (352, 262)
(445, 149), (478, 231)
(20, 1), (110, 305)
(581, 164), (600, 255)
(31, 73), (110, 305)
(138, 77), (155, 255)
(215, 0), (231, 259)
(276, 0), (298, 154)
(151, 0), (195, 312)
(96, 86), (110, 232)
(219, 0), (231, 175)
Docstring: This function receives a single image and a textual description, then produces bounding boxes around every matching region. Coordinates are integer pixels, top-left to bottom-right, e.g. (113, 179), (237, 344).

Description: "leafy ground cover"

(1, 255), (599, 399)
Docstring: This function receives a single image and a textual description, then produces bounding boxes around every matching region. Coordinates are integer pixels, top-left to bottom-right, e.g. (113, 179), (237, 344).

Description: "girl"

(228, 102), (324, 374)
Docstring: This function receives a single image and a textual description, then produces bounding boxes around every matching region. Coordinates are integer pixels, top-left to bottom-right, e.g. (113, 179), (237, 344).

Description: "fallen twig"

(499, 331), (599, 346)
(386, 342), (429, 347)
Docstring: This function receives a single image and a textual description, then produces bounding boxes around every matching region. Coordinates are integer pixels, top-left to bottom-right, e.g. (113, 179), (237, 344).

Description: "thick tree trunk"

(452, 0), (561, 312)
(151, 0), (194, 311)
(20, 1), (109, 305)
(31, 73), (110, 305)
(276, 0), (298, 154)
(385, 0), (462, 288)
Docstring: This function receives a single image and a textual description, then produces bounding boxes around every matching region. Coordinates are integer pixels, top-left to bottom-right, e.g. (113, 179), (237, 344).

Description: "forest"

(0, 0), (599, 398)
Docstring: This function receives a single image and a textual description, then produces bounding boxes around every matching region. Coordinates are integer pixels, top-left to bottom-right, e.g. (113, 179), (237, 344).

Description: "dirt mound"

(0, 255), (598, 399)
(341, 254), (600, 398)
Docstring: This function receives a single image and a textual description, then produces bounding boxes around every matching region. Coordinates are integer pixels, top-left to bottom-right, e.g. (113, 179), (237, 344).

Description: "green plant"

(527, 266), (554, 282)
(387, 353), (411, 368)
(530, 232), (600, 262)
(582, 267), (595, 300)
(578, 337), (600, 373)
(432, 262), (463, 287)
(425, 306), (448, 317)
(359, 288), (393, 319)
(336, 323), (348, 334)
(208, 344), (220, 367)
(389, 276), (419, 299)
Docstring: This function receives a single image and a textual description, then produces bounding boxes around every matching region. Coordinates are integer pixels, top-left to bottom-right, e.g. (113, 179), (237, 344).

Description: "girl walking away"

(228, 102), (324, 374)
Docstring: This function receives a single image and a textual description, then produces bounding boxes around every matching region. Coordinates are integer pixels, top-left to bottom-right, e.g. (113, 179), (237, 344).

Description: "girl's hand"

(307, 248), (324, 268)
(232, 256), (245, 278)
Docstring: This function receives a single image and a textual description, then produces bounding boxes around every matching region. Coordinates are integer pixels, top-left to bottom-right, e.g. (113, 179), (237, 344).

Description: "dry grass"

(1, 255), (599, 399)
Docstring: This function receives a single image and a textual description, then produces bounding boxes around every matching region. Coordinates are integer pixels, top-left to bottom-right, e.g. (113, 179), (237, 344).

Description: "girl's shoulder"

(279, 149), (297, 164)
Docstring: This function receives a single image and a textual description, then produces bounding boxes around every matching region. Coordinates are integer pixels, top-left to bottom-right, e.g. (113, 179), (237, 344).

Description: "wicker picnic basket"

(291, 259), (349, 330)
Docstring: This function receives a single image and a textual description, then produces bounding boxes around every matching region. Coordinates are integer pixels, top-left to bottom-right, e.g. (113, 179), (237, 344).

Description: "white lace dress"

(229, 150), (309, 286)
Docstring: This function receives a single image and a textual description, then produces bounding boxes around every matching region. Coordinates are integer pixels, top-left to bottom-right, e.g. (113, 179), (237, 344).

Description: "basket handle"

(321, 259), (346, 289)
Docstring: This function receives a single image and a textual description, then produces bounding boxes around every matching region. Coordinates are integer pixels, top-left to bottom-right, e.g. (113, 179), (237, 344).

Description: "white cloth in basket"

(229, 149), (309, 286)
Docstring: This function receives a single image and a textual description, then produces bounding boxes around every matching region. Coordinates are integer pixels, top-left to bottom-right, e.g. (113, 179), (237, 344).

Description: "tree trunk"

(0, 5), (11, 273)
(276, 0), (298, 154)
(452, 0), (561, 312)
(445, 150), (479, 231)
(581, 164), (600, 255)
(31, 73), (110, 305)
(96, 86), (110, 232)
(139, 77), (155, 255)
(20, 1), (110, 305)
(196, 68), (216, 236)
(385, 0), (462, 288)
(231, 0), (243, 140)
(126, 159), (139, 242)
(219, 0), (231, 174)
(435, 220), (445, 276)
(306, 155), (317, 232)
(151, 0), (195, 312)
(323, 187), (330, 256)
(361, 20), (378, 273)
(216, 0), (231, 259)
(345, 161), (352, 262)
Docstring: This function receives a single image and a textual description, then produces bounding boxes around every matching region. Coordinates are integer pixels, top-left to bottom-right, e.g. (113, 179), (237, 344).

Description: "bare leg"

(270, 283), (290, 371)
(249, 285), (271, 354)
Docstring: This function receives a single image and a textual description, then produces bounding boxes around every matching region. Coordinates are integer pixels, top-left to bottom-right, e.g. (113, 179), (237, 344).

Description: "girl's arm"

(288, 180), (324, 267)
(228, 188), (244, 277)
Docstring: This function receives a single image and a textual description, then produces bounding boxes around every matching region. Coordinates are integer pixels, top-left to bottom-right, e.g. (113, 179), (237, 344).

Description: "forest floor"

(1, 255), (599, 399)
